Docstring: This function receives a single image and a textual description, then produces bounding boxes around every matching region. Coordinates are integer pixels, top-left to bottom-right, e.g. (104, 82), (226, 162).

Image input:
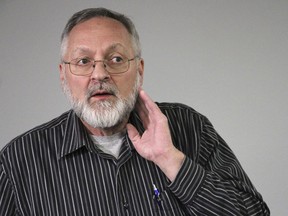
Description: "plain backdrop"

(0, 0), (287, 215)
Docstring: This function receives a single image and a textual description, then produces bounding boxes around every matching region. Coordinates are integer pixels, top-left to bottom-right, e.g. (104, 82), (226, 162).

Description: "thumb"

(127, 123), (141, 146)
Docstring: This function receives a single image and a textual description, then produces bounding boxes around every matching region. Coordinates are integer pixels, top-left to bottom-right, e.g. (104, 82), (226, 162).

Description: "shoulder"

(156, 102), (196, 111)
(0, 110), (72, 156)
(155, 102), (217, 162)
(155, 102), (212, 138)
(156, 102), (207, 121)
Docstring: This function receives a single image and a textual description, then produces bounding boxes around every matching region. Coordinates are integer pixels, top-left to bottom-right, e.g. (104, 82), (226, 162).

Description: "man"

(0, 7), (269, 216)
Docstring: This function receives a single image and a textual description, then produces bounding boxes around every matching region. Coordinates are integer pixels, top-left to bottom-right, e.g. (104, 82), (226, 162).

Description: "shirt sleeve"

(0, 161), (18, 216)
(168, 116), (270, 215)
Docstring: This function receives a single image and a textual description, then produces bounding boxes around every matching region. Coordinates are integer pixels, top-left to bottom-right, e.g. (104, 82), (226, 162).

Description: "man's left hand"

(127, 89), (185, 182)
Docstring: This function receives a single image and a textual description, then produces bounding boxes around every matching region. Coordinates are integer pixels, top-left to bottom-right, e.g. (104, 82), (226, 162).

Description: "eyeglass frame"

(62, 56), (139, 76)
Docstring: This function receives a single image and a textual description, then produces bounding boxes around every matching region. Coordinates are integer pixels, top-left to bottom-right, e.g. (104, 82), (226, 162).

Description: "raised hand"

(127, 89), (185, 181)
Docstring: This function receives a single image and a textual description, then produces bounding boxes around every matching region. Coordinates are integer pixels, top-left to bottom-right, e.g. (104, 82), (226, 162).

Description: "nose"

(90, 61), (110, 81)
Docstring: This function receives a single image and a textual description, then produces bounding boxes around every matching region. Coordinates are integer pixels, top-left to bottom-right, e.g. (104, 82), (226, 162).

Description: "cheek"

(114, 74), (137, 97)
(66, 76), (89, 100)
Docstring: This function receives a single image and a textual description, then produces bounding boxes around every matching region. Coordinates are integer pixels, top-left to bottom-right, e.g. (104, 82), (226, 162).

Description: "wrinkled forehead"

(62, 17), (135, 58)
(70, 43), (131, 59)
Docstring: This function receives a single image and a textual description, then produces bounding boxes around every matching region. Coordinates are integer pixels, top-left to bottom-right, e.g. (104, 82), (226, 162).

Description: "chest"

(14, 149), (187, 216)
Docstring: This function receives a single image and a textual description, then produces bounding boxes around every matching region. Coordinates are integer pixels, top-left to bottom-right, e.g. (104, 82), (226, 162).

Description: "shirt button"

(123, 202), (129, 209)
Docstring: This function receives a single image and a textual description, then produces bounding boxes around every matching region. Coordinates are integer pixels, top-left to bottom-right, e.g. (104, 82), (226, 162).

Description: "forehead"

(65, 17), (134, 56)
(72, 17), (128, 33)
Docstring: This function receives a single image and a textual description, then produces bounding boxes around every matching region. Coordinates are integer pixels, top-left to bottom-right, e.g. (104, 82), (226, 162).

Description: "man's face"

(59, 17), (144, 131)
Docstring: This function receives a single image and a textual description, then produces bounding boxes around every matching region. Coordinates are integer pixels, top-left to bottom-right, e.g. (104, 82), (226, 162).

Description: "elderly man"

(0, 8), (269, 216)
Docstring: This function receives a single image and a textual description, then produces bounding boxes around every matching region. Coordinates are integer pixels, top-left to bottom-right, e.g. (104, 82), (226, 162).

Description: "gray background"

(0, 0), (287, 215)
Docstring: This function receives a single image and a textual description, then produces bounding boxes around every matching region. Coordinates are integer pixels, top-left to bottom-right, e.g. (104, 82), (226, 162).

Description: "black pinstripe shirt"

(0, 103), (269, 215)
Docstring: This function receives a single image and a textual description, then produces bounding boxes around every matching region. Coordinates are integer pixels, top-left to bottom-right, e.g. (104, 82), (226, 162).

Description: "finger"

(135, 99), (150, 129)
(138, 89), (161, 115)
(126, 123), (141, 147)
(135, 94), (148, 115)
(134, 89), (152, 128)
(135, 89), (165, 130)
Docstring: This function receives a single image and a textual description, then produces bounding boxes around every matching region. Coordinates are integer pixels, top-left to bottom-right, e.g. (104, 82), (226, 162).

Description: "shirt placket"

(115, 138), (134, 216)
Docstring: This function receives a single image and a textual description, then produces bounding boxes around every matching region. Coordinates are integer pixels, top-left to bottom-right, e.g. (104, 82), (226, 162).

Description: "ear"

(59, 63), (65, 82)
(138, 58), (144, 86)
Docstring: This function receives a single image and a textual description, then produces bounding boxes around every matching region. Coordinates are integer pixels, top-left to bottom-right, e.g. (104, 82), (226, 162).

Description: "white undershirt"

(90, 131), (126, 159)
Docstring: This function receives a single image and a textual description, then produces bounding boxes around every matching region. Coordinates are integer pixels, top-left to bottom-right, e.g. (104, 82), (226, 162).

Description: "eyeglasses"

(63, 56), (138, 76)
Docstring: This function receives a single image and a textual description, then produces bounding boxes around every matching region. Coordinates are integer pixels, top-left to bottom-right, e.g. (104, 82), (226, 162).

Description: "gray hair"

(60, 8), (141, 60)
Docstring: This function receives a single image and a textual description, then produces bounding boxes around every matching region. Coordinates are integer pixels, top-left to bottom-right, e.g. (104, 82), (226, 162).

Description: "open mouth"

(90, 90), (115, 100)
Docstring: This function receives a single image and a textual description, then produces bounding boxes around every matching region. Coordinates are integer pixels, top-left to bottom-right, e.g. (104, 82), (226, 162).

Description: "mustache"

(86, 83), (119, 98)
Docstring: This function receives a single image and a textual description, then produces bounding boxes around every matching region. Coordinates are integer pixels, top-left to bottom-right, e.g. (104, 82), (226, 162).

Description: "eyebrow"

(105, 43), (129, 54)
(71, 43), (129, 56)
(71, 47), (93, 56)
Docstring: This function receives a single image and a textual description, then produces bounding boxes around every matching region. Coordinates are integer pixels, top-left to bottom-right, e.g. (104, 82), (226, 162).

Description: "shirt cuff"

(168, 156), (206, 204)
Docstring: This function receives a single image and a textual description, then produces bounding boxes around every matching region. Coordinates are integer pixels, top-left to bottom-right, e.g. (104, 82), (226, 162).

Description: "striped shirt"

(0, 102), (270, 215)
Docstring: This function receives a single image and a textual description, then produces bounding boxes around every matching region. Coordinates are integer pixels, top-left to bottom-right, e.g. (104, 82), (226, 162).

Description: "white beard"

(62, 73), (140, 129)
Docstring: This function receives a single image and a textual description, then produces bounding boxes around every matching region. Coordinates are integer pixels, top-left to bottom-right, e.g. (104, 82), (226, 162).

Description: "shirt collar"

(57, 109), (144, 159)
(58, 110), (92, 159)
